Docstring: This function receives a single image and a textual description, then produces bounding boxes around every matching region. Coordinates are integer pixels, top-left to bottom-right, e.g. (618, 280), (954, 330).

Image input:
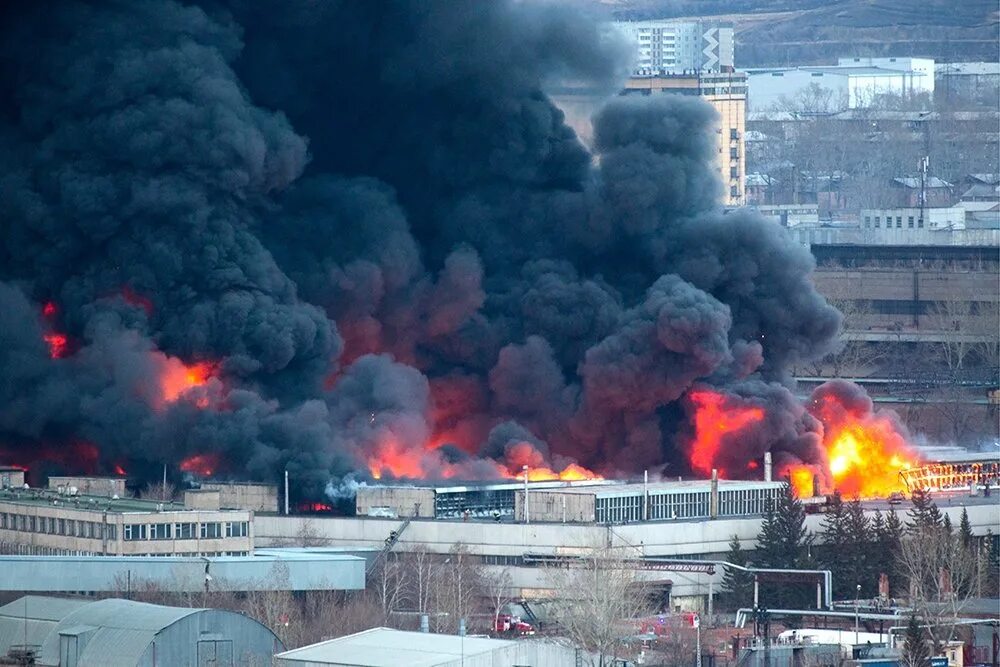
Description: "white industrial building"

(612, 20), (734, 74)
(746, 58), (934, 111)
(274, 627), (583, 667)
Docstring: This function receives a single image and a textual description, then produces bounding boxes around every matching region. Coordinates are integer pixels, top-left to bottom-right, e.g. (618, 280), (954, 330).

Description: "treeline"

(722, 484), (999, 610)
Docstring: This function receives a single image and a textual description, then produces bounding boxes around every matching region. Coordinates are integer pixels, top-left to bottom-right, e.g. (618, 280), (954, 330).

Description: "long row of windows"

(594, 488), (781, 524)
(0, 513), (116, 540)
(717, 487), (782, 517)
(123, 521), (248, 541)
(864, 214), (924, 229)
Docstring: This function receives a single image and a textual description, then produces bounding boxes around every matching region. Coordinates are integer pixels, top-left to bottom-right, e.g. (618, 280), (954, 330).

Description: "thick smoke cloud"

(0, 0), (841, 499)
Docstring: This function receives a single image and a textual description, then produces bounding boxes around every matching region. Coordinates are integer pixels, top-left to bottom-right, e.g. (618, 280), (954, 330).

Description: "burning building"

(0, 1), (938, 503)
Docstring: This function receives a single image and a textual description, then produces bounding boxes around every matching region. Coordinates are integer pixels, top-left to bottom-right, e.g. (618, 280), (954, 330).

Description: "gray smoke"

(0, 0), (841, 500)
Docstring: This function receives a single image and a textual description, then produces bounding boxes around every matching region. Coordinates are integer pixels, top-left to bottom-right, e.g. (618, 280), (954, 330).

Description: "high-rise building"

(613, 20), (734, 75)
(623, 71), (748, 206)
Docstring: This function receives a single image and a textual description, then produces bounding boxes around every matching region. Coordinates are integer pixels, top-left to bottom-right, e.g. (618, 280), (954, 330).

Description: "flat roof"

(362, 479), (619, 494)
(0, 489), (245, 514)
(530, 479), (785, 497)
(275, 627), (515, 667)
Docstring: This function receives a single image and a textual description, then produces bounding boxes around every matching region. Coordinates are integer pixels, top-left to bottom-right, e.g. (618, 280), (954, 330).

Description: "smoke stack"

(878, 573), (889, 600)
(763, 452), (773, 482)
(710, 468), (719, 519)
(938, 568), (952, 598)
(812, 474), (821, 498)
(643, 469), (649, 521)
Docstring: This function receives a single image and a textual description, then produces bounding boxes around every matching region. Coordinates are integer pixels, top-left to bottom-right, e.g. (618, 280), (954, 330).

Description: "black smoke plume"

(0, 0), (840, 500)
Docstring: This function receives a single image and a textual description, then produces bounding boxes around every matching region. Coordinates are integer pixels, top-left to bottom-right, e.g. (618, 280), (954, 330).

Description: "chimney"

(812, 474), (821, 498)
(938, 568), (952, 599)
(763, 452), (773, 482)
(710, 469), (719, 519)
(878, 573), (890, 600)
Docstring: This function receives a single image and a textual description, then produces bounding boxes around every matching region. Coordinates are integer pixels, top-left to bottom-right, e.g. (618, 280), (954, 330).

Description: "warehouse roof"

(0, 596), (92, 656)
(530, 479), (785, 497)
(275, 628), (516, 667)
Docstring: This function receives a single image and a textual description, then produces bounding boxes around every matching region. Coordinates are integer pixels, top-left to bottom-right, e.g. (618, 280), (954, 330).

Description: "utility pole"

(522, 465), (529, 525)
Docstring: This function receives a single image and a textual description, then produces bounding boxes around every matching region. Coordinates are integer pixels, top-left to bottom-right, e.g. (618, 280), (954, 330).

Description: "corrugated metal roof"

(36, 599), (204, 666)
(276, 627), (515, 667)
(0, 595), (92, 622)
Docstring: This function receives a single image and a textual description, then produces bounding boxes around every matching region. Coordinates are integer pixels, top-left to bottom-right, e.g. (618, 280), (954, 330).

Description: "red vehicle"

(494, 614), (535, 636)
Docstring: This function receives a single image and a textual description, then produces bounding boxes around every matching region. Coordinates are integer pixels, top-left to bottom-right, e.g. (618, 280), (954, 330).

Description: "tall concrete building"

(613, 20), (734, 75)
(623, 71), (748, 205)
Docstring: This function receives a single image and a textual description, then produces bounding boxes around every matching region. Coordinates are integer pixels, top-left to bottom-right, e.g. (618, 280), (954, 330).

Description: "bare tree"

(242, 563), (304, 648)
(805, 298), (887, 377)
(408, 547), (438, 615)
(295, 517), (331, 547)
(927, 299), (977, 372)
(896, 527), (981, 651)
(482, 567), (514, 633)
(545, 545), (656, 667)
(430, 543), (484, 634)
(370, 554), (410, 625)
(139, 480), (177, 503)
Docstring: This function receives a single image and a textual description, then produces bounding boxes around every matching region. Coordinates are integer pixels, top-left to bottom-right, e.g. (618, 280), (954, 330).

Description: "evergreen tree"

(901, 615), (930, 667)
(754, 483), (813, 607)
(942, 513), (953, 537)
(721, 535), (754, 609)
(907, 489), (943, 532)
(958, 509), (974, 549)
(845, 498), (873, 596)
(819, 492), (849, 597)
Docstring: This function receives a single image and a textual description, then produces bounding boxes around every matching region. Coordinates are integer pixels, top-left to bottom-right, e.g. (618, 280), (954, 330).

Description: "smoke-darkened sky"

(0, 1), (841, 499)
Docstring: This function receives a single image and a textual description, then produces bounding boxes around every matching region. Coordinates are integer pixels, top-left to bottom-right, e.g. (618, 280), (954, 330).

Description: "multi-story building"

(623, 71), (747, 205)
(613, 20), (734, 75)
(0, 485), (253, 557)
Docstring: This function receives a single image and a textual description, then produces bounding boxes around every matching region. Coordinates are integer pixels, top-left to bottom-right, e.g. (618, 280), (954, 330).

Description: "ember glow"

(786, 386), (917, 498)
(687, 390), (764, 476)
(523, 463), (601, 482)
(180, 453), (220, 477)
(43, 333), (68, 359)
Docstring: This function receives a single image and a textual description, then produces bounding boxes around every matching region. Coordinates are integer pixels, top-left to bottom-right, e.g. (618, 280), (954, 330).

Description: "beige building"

(624, 70), (748, 206)
(0, 482), (252, 557)
(199, 481), (279, 512)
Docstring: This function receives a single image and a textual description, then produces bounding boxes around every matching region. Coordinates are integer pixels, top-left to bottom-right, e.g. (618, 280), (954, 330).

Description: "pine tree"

(819, 492), (850, 597)
(754, 482), (813, 607)
(845, 498), (873, 596)
(902, 615), (930, 667)
(942, 513), (953, 537)
(907, 489), (943, 533)
(958, 509), (974, 549)
(721, 535), (754, 609)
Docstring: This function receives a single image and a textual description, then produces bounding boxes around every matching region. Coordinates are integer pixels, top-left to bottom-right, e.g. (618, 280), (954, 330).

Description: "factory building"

(0, 595), (283, 667)
(355, 479), (614, 520)
(516, 479), (785, 524)
(0, 481), (253, 557)
(197, 481), (279, 512)
(275, 627), (582, 667)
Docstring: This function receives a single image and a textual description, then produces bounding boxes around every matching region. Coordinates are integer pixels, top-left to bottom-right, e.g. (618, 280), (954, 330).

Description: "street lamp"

(854, 583), (862, 645)
(522, 465), (529, 524)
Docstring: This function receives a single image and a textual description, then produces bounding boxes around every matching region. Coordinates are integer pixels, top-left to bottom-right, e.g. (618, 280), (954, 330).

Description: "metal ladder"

(366, 518), (411, 575)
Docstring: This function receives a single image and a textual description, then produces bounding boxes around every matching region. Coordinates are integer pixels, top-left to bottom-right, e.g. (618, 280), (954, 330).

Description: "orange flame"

(687, 390), (764, 476)
(42, 301), (57, 317)
(522, 463), (602, 482)
(180, 453), (219, 477)
(160, 360), (215, 406)
(786, 393), (917, 498)
(113, 464), (127, 476)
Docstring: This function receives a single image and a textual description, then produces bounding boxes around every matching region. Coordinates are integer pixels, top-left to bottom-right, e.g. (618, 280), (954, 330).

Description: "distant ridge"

(601, 0), (999, 66)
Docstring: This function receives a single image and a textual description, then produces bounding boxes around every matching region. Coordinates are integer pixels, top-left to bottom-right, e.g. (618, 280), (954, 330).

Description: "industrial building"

(197, 481), (279, 513)
(0, 549), (367, 593)
(0, 595), (283, 667)
(517, 479), (784, 524)
(0, 483), (253, 557)
(355, 479), (613, 520)
(745, 58), (934, 111)
(612, 20), (735, 75)
(274, 627), (583, 667)
(622, 70), (748, 205)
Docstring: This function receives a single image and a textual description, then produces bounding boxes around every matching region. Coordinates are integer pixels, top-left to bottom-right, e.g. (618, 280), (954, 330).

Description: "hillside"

(600, 0), (999, 66)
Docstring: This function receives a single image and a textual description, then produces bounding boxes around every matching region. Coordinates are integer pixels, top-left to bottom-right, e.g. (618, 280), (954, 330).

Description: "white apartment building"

(613, 20), (734, 74)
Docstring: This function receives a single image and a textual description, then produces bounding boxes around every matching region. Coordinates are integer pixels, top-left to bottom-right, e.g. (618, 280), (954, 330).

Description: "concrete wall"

(515, 490), (595, 523)
(201, 483), (278, 512)
(47, 477), (125, 497)
(355, 487), (435, 518)
(184, 489), (221, 510)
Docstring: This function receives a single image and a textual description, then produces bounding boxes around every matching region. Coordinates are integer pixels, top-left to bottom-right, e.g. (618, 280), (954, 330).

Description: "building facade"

(613, 20), (734, 75)
(746, 63), (933, 111)
(0, 485), (253, 557)
(623, 71), (747, 205)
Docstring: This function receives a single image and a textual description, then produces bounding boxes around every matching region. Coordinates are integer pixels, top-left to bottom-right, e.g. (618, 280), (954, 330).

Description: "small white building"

(274, 627), (583, 667)
(860, 206), (966, 232)
(837, 56), (935, 95)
